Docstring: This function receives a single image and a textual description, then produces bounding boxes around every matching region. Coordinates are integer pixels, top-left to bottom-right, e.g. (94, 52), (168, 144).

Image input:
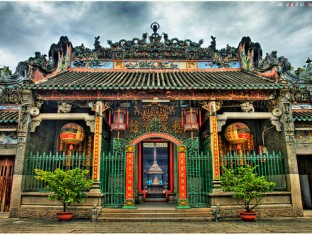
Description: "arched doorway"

(137, 139), (174, 202)
(124, 133), (188, 208)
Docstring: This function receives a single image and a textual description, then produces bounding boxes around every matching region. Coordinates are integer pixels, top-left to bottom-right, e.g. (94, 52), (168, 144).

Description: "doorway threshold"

(136, 202), (176, 210)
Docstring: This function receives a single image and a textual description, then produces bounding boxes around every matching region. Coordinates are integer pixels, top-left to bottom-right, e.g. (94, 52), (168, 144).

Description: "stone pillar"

(91, 101), (103, 194)
(9, 90), (32, 218)
(279, 90), (303, 216)
(209, 101), (221, 193)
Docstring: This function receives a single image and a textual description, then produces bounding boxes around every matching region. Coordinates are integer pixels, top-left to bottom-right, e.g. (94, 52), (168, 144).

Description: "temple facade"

(0, 22), (311, 218)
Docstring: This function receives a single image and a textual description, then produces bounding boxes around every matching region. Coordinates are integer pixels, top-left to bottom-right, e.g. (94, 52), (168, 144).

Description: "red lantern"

(182, 107), (199, 131)
(225, 122), (250, 144)
(110, 108), (128, 131)
(60, 123), (85, 150)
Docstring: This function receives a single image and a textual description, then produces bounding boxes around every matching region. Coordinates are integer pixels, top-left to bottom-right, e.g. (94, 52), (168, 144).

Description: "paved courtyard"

(1, 216), (312, 233)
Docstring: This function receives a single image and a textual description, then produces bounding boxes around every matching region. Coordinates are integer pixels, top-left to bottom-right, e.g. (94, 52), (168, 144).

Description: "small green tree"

(219, 165), (275, 212)
(34, 168), (94, 212)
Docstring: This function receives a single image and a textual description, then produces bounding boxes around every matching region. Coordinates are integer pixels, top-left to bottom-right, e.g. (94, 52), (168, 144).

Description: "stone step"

(303, 210), (312, 217)
(0, 213), (9, 219)
(97, 206), (212, 222)
(97, 216), (211, 222)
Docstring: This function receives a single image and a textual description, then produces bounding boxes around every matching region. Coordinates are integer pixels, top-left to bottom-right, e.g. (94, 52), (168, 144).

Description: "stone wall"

(16, 192), (102, 219)
(209, 191), (302, 217)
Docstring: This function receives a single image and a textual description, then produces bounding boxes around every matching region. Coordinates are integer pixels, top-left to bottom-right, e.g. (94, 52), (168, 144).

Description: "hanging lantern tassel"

(126, 109), (129, 128)
(236, 144), (243, 165)
(199, 110), (202, 127)
(108, 109), (111, 126)
(181, 109), (184, 127)
(69, 144), (74, 151)
(190, 107), (193, 129)
(118, 130), (120, 139)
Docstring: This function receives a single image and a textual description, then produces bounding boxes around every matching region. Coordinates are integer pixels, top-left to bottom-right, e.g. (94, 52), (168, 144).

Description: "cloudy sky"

(0, 1), (311, 71)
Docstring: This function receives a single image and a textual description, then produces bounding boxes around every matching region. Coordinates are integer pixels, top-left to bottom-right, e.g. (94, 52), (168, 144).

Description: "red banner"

(211, 116), (220, 178)
(125, 146), (135, 200)
(178, 148), (187, 199)
(93, 116), (101, 180)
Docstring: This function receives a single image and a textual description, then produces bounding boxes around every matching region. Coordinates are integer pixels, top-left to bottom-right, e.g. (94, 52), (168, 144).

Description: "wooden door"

(0, 156), (15, 212)
(297, 155), (312, 209)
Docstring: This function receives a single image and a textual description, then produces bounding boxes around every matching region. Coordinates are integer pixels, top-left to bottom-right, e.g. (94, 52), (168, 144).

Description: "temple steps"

(97, 204), (212, 222)
(0, 212), (9, 219)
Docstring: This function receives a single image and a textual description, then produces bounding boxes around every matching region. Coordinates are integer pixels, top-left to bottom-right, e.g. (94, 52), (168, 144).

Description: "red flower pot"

(56, 212), (73, 222)
(239, 211), (257, 222)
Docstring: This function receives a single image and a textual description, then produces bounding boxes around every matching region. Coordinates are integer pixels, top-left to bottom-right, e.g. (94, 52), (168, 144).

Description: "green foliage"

(34, 168), (94, 212)
(219, 165), (275, 212)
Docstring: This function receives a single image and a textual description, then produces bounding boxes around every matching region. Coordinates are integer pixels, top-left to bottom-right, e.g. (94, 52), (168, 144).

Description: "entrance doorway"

(138, 140), (174, 202)
(0, 156), (15, 212)
(297, 155), (312, 209)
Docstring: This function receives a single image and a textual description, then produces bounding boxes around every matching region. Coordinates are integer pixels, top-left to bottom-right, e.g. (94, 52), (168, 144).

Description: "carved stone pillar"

(279, 89), (303, 216)
(91, 101), (103, 194)
(9, 90), (32, 218)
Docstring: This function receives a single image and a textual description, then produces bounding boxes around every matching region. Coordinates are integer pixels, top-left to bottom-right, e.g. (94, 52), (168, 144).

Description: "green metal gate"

(185, 138), (212, 207)
(100, 138), (127, 207)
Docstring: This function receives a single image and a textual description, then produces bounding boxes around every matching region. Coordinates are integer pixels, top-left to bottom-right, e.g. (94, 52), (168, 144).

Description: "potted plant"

(219, 165), (275, 222)
(34, 168), (94, 221)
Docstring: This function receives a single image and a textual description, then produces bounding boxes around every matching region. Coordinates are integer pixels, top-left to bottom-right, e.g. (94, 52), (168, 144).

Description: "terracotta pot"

(239, 211), (257, 222)
(56, 212), (73, 222)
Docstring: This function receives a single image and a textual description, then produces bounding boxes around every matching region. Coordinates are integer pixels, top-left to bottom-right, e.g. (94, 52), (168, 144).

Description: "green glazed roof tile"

(24, 70), (286, 91)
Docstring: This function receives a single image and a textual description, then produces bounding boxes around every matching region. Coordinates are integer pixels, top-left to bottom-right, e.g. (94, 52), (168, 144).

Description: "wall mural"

(124, 61), (186, 69)
(294, 130), (312, 144)
(71, 60), (114, 69)
(0, 132), (18, 144)
(70, 60), (240, 70)
(198, 60), (240, 69)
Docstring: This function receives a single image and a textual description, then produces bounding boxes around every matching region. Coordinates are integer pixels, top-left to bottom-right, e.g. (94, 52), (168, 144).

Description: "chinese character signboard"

(177, 145), (190, 208)
(124, 145), (136, 208)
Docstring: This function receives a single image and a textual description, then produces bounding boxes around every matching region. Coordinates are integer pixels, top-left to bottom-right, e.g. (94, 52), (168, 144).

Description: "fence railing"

(187, 151), (212, 207)
(220, 151), (287, 191)
(100, 151), (125, 207)
(22, 152), (93, 192)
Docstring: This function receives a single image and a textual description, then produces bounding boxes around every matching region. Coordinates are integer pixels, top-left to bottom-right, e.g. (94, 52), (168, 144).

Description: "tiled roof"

(20, 70), (289, 90)
(293, 110), (312, 122)
(0, 111), (19, 123)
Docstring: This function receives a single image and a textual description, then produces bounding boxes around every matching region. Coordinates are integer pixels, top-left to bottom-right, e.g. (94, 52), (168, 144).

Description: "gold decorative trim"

(125, 200), (135, 206)
(126, 145), (135, 153)
(177, 145), (186, 153)
(178, 199), (189, 207)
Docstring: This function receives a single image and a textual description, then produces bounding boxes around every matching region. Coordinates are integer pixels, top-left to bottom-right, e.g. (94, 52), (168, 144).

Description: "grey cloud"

(0, 1), (311, 71)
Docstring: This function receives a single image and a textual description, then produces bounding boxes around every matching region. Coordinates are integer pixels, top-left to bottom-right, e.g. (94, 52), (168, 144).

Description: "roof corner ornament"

(94, 36), (102, 50)
(0, 66), (12, 81)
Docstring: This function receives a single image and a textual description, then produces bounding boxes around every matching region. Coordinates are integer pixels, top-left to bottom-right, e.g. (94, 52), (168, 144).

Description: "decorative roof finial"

(151, 22), (160, 35)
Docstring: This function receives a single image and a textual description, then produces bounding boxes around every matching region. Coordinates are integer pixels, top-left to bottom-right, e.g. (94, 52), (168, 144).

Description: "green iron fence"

(100, 138), (127, 207)
(22, 152), (93, 192)
(185, 138), (213, 207)
(220, 151), (287, 190)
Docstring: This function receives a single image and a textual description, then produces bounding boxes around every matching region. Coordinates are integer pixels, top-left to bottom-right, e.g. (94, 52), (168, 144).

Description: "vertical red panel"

(211, 116), (220, 178)
(178, 148), (187, 199)
(93, 116), (101, 180)
(125, 147), (135, 200)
